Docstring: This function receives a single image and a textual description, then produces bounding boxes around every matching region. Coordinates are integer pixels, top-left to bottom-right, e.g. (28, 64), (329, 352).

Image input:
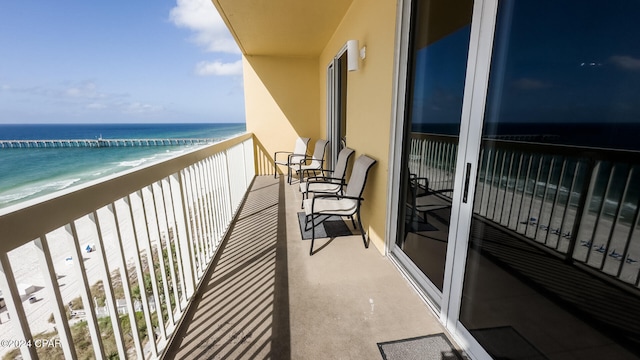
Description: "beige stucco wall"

(242, 0), (398, 254)
(243, 55), (321, 175)
(319, 0), (398, 253)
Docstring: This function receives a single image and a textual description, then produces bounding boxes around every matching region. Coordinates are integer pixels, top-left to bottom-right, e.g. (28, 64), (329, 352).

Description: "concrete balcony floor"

(164, 175), (453, 359)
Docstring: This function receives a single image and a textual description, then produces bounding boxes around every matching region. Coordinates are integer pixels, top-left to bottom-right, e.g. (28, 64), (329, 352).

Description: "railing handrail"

(412, 131), (640, 161)
(0, 132), (252, 253)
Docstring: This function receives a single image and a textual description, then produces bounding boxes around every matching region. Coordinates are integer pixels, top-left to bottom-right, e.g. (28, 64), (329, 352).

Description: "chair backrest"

(345, 155), (377, 198)
(333, 147), (355, 180)
(311, 139), (329, 160)
(294, 137), (311, 155)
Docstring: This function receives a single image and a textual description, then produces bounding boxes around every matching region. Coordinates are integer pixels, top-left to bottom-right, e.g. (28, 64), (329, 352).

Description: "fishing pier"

(0, 138), (216, 149)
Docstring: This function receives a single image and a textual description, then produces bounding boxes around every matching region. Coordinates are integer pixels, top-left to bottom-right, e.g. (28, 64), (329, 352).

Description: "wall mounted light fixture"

(347, 39), (359, 72)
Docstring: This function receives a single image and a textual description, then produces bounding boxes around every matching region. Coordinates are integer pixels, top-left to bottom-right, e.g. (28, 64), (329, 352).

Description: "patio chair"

(299, 147), (355, 208)
(408, 172), (452, 226)
(303, 154), (377, 255)
(273, 137), (310, 182)
(289, 139), (329, 184)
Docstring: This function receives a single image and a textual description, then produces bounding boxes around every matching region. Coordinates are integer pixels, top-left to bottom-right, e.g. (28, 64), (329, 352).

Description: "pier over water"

(0, 138), (216, 149)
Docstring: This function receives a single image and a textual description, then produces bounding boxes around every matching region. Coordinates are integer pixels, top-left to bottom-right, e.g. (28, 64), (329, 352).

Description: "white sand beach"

(0, 195), (165, 358)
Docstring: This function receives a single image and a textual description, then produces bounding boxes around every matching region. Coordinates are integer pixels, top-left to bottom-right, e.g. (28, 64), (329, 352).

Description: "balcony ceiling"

(212, 0), (353, 57)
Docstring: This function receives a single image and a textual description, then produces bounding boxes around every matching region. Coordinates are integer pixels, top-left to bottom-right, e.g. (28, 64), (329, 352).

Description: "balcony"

(0, 133), (449, 360)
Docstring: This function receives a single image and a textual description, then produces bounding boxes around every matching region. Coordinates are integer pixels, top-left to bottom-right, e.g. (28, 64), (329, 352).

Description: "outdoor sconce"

(347, 39), (359, 71)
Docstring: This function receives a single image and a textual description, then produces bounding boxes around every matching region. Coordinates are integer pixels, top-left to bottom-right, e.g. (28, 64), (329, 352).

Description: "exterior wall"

(243, 56), (321, 175)
(241, 0), (399, 254)
(319, 0), (399, 253)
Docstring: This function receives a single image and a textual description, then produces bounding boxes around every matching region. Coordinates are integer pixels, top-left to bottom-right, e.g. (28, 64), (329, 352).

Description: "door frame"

(326, 45), (348, 170)
(386, 0), (501, 357)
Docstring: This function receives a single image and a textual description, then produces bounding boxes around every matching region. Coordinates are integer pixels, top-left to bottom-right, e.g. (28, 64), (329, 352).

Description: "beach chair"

(408, 171), (452, 226)
(273, 137), (310, 183)
(299, 147), (355, 208)
(303, 154), (377, 255)
(289, 139), (329, 184)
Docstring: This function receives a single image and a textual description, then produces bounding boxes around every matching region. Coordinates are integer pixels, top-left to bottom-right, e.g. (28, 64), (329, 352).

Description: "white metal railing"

(409, 132), (640, 287)
(0, 133), (255, 359)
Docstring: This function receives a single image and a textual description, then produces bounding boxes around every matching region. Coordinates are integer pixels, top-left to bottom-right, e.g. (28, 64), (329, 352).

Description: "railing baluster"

(499, 151), (515, 225)
(192, 163), (208, 264)
(173, 172), (195, 301)
(139, 187), (168, 345)
(516, 154), (534, 234)
(126, 193), (158, 358)
(67, 221), (106, 358)
(577, 161), (602, 264)
(545, 158), (566, 247)
(150, 183), (176, 329)
(35, 235), (78, 359)
(0, 252), (37, 360)
(558, 160), (581, 253)
(585, 162), (615, 267)
(189, 163), (203, 262)
(109, 202), (144, 359)
(617, 167), (639, 280)
(508, 152), (524, 229)
(90, 210), (128, 359)
(200, 160), (215, 259)
(202, 157), (217, 251)
(160, 178), (184, 315)
(526, 155), (544, 238)
(533, 157), (555, 243)
(479, 148), (490, 216)
(492, 150), (507, 222)
(185, 167), (204, 278)
(600, 165), (632, 273)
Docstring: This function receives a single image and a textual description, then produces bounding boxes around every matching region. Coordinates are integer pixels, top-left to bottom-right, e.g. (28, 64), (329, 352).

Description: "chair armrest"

(312, 194), (364, 202)
(307, 176), (343, 183)
(287, 153), (308, 164)
(274, 151), (293, 162)
(302, 178), (344, 192)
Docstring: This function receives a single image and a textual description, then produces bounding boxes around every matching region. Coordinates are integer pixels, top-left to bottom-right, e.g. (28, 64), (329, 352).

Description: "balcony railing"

(409, 132), (640, 288)
(0, 133), (255, 359)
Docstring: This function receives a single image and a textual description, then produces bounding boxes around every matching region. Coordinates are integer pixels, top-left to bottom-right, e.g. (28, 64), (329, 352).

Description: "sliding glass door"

(392, 0), (474, 308)
(393, 0), (640, 359)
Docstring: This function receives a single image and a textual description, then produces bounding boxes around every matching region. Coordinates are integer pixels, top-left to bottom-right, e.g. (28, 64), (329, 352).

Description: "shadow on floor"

(164, 176), (290, 359)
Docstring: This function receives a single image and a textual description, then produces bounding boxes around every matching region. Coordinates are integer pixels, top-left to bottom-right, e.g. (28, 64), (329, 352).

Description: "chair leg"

(356, 211), (368, 248)
(350, 215), (357, 229)
(310, 213), (315, 255)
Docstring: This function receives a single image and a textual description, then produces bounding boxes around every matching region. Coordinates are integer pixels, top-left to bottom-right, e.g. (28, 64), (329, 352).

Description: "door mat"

(470, 326), (548, 360)
(297, 212), (353, 240)
(378, 333), (463, 360)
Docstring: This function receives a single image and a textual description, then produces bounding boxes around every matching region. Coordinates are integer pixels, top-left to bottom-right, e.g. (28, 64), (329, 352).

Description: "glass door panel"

(395, 0), (473, 299)
(459, 0), (640, 358)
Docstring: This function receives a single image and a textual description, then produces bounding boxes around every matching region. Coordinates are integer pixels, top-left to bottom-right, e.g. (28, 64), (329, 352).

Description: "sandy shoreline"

(0, 193), (165, 357)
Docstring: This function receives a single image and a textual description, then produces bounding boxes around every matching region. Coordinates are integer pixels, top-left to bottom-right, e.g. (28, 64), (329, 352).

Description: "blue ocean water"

(0, 123), (246, 209)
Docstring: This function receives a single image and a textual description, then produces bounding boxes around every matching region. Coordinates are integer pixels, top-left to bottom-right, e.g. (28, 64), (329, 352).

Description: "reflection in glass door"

(394, 0), (473, 302)
(459, 0), (640, 358)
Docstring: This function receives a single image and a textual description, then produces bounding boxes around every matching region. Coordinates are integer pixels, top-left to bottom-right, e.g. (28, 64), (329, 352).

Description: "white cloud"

(123, 102), (164, 114)
(195, 60), (243, 76)
(86, 103), (107, 110)
(65, 81), (106, 99)
(169, 0), (239, 54)
(610, 55), (640, 71)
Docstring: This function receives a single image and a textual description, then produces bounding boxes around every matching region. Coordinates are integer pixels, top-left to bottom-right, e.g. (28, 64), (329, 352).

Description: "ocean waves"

(0, 123), (246, 209)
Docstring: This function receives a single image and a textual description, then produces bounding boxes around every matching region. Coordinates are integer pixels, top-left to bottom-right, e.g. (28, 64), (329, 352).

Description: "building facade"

(213, 0), (640, 358)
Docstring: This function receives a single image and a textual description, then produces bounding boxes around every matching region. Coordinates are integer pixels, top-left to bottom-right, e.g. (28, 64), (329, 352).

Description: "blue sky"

(0, 0), (245, 124)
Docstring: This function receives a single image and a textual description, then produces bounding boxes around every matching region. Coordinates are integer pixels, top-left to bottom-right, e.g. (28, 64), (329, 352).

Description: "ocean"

(0, 123), (246, 209)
